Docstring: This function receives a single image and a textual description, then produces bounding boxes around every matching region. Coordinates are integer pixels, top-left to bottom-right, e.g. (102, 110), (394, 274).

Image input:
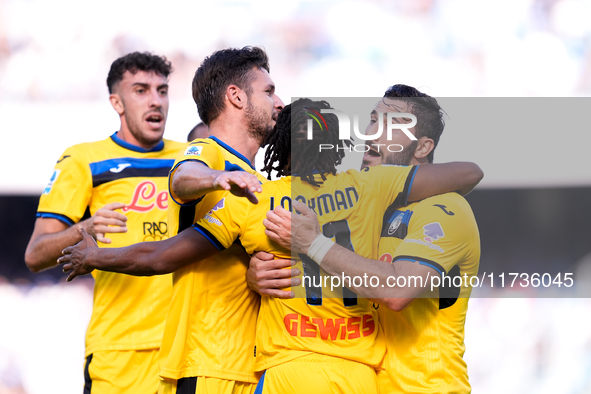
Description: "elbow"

(468, 163), (484, 186)
(24, 251), (43, 273)
(171, 169), (197, 202)
(171, 175), (183, 199)
(171, 162), (191, 198)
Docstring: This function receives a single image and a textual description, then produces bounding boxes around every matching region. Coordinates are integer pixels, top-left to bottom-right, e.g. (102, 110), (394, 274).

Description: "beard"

(382, 140), (418, 166)
(127, 116), (157, 146)
(122, 100), (164, 148)
(245, 101), (273, 145)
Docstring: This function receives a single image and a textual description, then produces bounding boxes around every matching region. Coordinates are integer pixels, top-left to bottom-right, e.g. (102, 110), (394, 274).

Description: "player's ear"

(414, 137), (434, 161)
(109, 93), (124, 115)
(226, 84), (246, 110)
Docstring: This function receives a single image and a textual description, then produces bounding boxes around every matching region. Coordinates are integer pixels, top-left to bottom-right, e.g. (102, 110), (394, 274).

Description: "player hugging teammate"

(30, 45), (482, 394)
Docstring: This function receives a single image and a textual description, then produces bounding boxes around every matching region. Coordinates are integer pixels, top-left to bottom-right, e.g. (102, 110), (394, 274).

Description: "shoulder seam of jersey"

(208, 136), (256, 171)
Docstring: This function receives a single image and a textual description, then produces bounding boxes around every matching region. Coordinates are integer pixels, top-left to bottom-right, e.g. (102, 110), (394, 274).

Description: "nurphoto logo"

(305, 108), (418, 153)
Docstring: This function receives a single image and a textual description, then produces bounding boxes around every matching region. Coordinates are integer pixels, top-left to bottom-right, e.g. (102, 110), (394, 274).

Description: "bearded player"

(59, 98), (481, 393)
(155, 46), (282, 394)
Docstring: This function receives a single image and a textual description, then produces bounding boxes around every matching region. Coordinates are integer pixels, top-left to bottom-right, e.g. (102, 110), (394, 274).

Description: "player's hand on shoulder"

(58, 228), (98, 281)
(212, 171), (262, 204)
(82, 202), (128, 244)
(246, 251), (299, 299)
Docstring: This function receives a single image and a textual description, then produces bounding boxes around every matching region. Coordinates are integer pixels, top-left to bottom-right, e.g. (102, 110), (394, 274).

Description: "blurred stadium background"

(1, 0), (591, 393)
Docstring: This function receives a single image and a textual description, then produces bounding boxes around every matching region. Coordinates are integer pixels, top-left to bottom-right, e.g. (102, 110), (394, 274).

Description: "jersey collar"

(110, 132), (165, 153)
(208, 136), (256, 170)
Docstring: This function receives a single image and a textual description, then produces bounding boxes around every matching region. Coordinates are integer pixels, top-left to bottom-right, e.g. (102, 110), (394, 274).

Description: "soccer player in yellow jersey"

(24, 52), (184, 393)
(59, 99), (482, 394)
(264, 85), (481, 394)
(162, 47), (283, 394)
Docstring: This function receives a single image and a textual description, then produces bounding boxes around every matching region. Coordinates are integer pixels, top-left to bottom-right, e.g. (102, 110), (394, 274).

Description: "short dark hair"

(262, 98), (350, 186)
(383, 84), (445, 163)
(192, 46), (270, 126)
(107, 52), (172, 94)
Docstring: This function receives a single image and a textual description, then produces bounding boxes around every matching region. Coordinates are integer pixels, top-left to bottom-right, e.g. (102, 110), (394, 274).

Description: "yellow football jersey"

(37, 133), (184, 355)
(196, 164), (417, 372)
(375, 193), (480, 394)
(160, 136), (268, 383)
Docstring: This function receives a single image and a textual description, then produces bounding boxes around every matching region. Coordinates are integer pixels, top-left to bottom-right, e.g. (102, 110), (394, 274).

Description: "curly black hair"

(261, 108), (290, 180)
(262, 98), (352, 186)
(192, 46), (270, 126)
(106, 52), (172, 93)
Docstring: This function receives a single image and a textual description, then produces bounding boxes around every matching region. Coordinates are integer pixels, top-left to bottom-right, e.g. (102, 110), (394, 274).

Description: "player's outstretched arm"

(408, 162), (483, 202)
(25, 202), (128, 273)
(247, 251), (301, 299)
(265, 201), (434, 310)
(58, 226), (219, 281)
(171, 161), (262, 204)
(308, 241), (434, 311)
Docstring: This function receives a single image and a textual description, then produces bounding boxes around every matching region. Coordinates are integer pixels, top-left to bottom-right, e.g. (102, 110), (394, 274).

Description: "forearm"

(60, 226), (219, 281)
(318, 244), (436, 310)
(319, 244), (403, 299)
(408, 162), (483, 202)
(85, 242), (172, 276)
(171, 162), (221, 201)
(25, 225), (83, 272)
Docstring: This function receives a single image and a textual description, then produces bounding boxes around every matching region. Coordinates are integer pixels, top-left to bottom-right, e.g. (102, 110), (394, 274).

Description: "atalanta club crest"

(388, 212), (404, 235)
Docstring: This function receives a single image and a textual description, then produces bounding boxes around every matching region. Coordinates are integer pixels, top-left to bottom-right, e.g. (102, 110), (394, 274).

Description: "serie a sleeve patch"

(184, 145), (203, 156)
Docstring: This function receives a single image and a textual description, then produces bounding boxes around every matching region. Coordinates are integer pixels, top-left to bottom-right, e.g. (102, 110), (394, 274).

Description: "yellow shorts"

(158, 377), (256, 394)
(255, 354), (378, 394)
(83, 349), (160, 394)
